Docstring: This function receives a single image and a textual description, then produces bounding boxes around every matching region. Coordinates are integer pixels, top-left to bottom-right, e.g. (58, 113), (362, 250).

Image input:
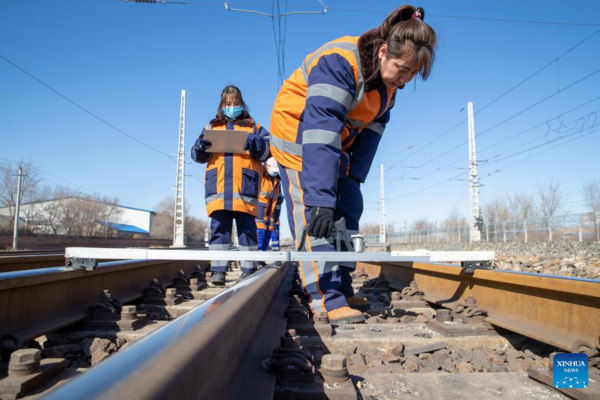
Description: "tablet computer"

(203, 129), (248, 154)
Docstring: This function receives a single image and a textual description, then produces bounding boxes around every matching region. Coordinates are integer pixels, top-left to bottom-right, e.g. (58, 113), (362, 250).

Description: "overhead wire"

(368, 66), (600, 201)
(130, 0), (600, 27)
(0, 54), (176, 162)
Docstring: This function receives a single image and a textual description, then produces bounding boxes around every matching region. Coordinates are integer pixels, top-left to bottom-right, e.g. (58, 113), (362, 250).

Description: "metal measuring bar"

(64, 247), (495, 270)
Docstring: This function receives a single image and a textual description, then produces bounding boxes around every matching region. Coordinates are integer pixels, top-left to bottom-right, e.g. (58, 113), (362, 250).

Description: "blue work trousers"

(209, 210), (258, 273)
(279, 165), (362, 313)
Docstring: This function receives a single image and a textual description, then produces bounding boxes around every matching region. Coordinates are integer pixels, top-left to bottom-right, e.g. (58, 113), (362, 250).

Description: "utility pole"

(171, 90), (187, 248)
(467, 102), (482, 242)
(12, 166), (24, 250)
(380, 164), (386, 243)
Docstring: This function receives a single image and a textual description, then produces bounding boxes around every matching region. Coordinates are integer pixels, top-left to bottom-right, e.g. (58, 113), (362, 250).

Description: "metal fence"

(365, 212), (600, 244)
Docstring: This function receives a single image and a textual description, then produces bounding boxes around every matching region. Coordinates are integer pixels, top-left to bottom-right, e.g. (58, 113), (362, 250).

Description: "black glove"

(198, 139), (212, 151)
(308, 206), (334, 239)
(244, 133), (259, 152)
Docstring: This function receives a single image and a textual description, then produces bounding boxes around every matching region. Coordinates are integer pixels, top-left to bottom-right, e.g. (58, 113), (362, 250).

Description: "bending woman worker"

(270, 5), (437, 323)
(192, 85), (270, 285)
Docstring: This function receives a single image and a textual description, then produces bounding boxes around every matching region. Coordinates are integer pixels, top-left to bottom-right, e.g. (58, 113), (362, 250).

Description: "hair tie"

(412, 11), (422, 20)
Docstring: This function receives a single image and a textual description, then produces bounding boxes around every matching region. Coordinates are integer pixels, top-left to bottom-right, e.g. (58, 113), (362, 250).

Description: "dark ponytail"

(358, 5), (436, 92)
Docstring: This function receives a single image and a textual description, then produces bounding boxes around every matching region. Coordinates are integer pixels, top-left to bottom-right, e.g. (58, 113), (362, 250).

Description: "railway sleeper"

(272, 275), (600, 400)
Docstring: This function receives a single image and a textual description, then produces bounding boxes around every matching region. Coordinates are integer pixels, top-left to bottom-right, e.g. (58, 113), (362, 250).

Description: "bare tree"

(441, 208), (468, 243)
(482, 196), (511, 242)
(508, 193), (537, 220)
(58, 193), (122, 237)
(150, 196), (208, 241)
(581, 180), (600, 242)
(537, 180), (564, 242)
(0, 160), (46, 231)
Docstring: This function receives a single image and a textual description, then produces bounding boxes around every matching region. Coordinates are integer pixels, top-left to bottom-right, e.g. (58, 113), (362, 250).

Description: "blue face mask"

(222, 106), (243, 120)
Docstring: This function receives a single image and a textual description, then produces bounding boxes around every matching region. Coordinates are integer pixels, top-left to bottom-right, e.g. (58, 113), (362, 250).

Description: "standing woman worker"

(192, 85), (270, 285)
(270, 5), (437, 323)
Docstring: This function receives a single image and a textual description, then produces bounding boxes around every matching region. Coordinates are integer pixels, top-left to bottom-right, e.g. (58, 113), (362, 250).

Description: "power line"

(369, 97), (600, 202)
(0, 54), (175, 161)
(478, 67), (600, 138)
(477, 28), (600, 115)
(373, 66), (600, 198)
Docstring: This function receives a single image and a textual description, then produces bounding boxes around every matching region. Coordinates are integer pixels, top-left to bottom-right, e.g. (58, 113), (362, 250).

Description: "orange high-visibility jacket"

(256, 170), (281, 231)
(191, 122), (270, 217)
(270, 36), (396, 208)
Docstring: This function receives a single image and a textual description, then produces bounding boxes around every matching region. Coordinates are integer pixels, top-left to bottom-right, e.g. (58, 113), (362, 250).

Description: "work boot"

(346, 296), (370, 311)
(211, 271), (226, 286)
(327, 306), (365, 324)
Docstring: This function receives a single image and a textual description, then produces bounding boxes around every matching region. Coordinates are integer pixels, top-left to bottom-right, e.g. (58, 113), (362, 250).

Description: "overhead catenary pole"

(467, 102), (483, 242)
(380, 164), (386, 243)
(171, 90), (187, 248)
(12, 166), (23, 250)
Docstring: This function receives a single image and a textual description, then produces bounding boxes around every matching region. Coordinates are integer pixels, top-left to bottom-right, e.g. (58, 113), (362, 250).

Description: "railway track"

(0, 252), (65, 274)
(0, 253), (599, 399)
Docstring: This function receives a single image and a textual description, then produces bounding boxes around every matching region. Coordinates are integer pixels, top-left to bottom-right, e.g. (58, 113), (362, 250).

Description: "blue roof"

(101, 222), (149, 234)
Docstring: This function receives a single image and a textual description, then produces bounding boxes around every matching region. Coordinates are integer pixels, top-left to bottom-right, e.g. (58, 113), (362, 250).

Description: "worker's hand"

(308, 206), (334, 239)
(244, 134), (259, 153)
(198, 139), (212, 151)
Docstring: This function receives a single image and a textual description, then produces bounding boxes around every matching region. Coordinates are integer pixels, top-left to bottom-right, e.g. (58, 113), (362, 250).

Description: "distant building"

(0, 198), (155, 238)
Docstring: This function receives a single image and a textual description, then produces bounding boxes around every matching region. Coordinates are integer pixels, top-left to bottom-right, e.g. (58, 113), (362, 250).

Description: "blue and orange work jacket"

(191, 122), (270, 217)
(256, 170), (282, 231)
(270, 35), (396, 209)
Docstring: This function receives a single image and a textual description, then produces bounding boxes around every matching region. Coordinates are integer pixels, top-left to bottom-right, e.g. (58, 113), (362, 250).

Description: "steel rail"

(44, 261), (292, 400)
(0, 259), (206, 342)
(0, 254), (65, 273)
(358, 261), (600, 353)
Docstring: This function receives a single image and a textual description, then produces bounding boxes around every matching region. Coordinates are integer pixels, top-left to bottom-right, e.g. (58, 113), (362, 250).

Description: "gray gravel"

(386, 242), (600, 280)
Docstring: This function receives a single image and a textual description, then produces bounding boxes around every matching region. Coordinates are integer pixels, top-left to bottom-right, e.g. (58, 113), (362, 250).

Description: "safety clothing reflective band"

(258, 145), (270, 162)
(300, 41), (365, 113)
(270, 135), (302, 157)
(205, 193), (258, 207)
(307, 83), (353, 110)
(260, 191), (271, 198)
(366, 121), (385, 136)
(302, 129), (342, 150)
(209, 243), (231, 250)
(346, 118), (364, 129)
(209, 243), (231, 267)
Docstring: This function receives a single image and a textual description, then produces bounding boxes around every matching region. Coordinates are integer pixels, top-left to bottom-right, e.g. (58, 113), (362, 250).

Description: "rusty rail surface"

(358, 261), (600, 353)
(0, 259), (206, 342)
(0, 253), (65, 273)
(44, 261), (292, 400)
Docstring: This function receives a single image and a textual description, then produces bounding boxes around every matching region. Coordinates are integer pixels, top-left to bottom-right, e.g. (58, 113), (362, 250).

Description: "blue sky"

(1, 0), (599, 238)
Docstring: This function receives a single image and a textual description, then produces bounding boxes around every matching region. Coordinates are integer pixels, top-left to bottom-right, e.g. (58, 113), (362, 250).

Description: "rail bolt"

(391, 292), (402, 301)
(166, 288), (177, 299)
(436, 309), (452, 322)
(121, 305), (138, 320)
(321, 354), (348, 382)
(313, 311), (329, 324)
(465, 295), (477, 306)
(8, 349), (41, 377)
(190, 278), (199, 285)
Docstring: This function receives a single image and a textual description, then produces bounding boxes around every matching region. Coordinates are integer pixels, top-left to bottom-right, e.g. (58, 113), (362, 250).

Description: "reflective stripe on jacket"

(256, 171), (281, 231)
(270, 35), (396, 208)
(191, 122), (270, 217)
